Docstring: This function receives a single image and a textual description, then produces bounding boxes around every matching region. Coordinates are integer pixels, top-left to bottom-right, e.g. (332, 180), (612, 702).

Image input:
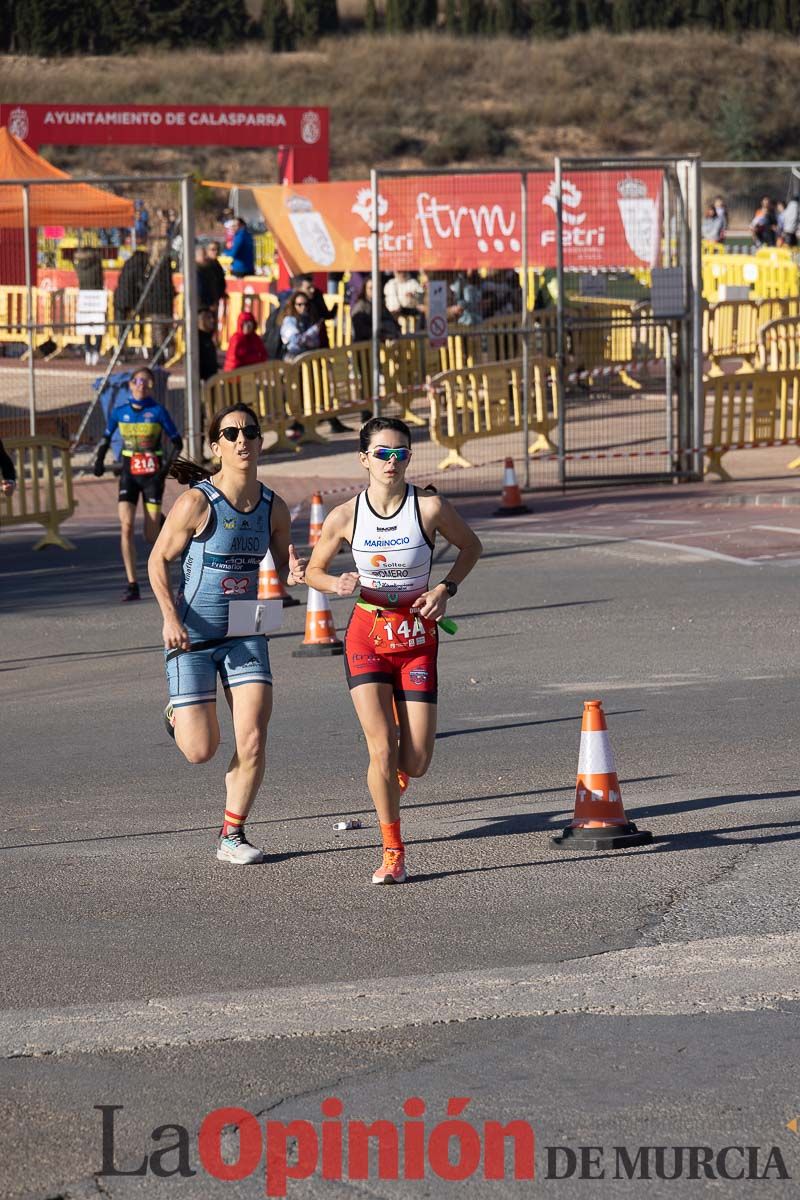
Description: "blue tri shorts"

(165, 635), (272, 708)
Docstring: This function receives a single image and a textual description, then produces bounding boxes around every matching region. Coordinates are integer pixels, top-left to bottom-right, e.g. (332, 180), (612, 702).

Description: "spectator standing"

(781, 192), (800, 247)
(351, 278), (401, 343)
(751, 196), (777, 247)
(702, 203), (726, 243)
(230, 218), (255, 278)
(205, 241), (228, 309)
(224, 311), (268, 372)
(134, 199), (150, 244)
(74, 244), (104, 365)
(713, 196), (729, 241)
(196, 244), (218, 309)
(197, 307), (221, 382)
(278, 291), (324, 359)
(451, 271), (484, 325)
(384, 271), (426, 319)
(291, 275), (330, 347)
(114, 243), (150, 326)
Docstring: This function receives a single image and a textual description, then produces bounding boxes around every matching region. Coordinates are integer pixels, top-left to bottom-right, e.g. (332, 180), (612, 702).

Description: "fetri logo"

(370, 554), (387, 568)
(540, 176), (605, 251)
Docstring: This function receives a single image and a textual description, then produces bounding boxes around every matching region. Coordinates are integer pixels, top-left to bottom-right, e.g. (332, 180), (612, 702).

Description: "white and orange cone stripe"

(257, 550), (285, 601)
(309, 492), (326, 547)
(292, 587), (344, 657)
(494, 457), (530, 516)
(571, 700), (629, 829)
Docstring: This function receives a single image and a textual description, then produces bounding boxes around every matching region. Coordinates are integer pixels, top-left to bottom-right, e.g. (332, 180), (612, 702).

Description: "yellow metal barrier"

(702, 250), (800, 302)
(0, 437), (76, 549)
(704, 370), (800, 480)
(0, 286), (30, 345)
(202, 360), (304, 454)
(297, 342), (374, 439)
(759, 316), (800, 372)
(427, 357), (559, 470)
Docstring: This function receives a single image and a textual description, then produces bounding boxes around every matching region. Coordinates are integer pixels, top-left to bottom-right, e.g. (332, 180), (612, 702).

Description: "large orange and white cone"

(291, 587), (343, 657)
(258, 550), (300, 608)
(494, 458), (530, 517)
(309, 491), (326, 547)
(551, 700), (652, 850)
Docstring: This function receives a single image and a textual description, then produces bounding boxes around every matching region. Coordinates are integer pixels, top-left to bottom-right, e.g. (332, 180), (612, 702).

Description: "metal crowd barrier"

(426, 357), (560, 470)
(0, 437), (76, 550)
(759, 316), (800, 371)
(704, 369), (800, 480)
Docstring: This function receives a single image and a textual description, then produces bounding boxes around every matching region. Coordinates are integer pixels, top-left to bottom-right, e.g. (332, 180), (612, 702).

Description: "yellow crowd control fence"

(427, 357), (560, 470)
(202, 341), (375, 453)
(704, 297), (800, 373)
(759, 316), (800, 372)
(704, 370), (800, 480)
(0, 437), (76, 550)
(702, 248), (800, 304)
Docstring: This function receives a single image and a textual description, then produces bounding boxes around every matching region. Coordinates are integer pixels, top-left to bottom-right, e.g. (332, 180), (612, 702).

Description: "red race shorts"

(344, 603), (438, 704)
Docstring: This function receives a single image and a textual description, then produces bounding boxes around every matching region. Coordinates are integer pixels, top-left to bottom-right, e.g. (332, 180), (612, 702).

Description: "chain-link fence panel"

(0, 173), (193, 461)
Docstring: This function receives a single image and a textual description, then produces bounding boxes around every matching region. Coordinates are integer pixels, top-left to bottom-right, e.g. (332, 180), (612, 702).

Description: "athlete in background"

(305, 417), (482, 884)
(148, 403), (306, 865)
(93, 368), (182, 601)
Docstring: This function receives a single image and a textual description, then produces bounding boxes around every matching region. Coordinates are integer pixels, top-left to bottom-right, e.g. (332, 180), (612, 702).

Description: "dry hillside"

(0, 30), (796, 204)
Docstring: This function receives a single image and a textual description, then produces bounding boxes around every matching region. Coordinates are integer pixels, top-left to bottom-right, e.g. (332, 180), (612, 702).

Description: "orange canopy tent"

(0, 128), (134, 227)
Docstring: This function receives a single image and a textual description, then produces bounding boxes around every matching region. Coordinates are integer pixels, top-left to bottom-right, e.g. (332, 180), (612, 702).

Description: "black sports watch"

(439, 579), (458, 598)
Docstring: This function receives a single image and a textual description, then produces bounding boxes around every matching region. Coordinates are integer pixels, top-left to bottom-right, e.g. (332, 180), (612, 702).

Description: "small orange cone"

(309, 491), (326, 547)
(551, 700), (652, 850)
(291, 586), (343, 657)
(494, 458), (530, 517)
(258, 550), (300, 608)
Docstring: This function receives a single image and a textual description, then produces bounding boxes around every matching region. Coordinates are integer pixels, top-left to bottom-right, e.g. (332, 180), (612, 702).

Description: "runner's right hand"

(334, 572), (360, 597)
(162, 615), (191, 651)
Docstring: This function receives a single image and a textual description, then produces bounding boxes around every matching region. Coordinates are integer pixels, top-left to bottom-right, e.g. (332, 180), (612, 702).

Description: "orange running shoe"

(372, 847), (408, 885)
(397, 769), (410, 792)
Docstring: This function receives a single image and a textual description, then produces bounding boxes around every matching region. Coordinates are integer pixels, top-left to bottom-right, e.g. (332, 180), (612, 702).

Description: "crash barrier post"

(426, 357), (559, 470)
(759, 316), (800, 372)
(0, 436), (76, 550)
(704, 369), (800, 481)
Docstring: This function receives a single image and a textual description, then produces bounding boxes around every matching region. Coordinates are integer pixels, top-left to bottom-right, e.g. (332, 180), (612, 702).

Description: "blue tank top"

(178, 479), (273, 640)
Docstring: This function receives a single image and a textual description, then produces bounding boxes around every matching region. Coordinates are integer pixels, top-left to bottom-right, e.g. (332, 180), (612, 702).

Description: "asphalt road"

(2, 488), (800, 1199)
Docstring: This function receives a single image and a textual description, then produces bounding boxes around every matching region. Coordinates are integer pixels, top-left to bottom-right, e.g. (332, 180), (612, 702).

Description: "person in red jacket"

(224, 311), (268, 372)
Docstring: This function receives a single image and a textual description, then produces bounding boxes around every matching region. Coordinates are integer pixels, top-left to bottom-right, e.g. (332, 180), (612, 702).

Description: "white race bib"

(226, 599), (283, 637)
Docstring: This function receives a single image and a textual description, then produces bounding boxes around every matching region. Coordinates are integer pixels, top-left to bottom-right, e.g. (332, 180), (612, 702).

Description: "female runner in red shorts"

(305, 417), (482, 884)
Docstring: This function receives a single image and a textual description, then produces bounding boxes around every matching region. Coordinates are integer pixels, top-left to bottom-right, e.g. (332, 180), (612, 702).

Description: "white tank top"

(350, 484), (434, 608)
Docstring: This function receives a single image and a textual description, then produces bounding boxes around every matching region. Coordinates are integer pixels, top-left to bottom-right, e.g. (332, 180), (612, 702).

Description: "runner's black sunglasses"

(218, 425), (261, 442)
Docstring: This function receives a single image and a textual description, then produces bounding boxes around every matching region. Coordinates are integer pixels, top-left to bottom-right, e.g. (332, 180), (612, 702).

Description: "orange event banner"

(252, 171), (663, 273)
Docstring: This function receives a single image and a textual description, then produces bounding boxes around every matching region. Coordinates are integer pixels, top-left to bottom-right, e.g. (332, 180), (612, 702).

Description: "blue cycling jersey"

(178, 479), (274, 640)
(103, 399), (180, 460)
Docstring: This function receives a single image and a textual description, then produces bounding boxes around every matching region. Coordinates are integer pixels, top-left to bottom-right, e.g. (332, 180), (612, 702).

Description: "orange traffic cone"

(257, 550), (300, 608)
(494, 458), (530, 517)
(551, 700), (652, 850)
(309, 491), (326, 547)
(291, 587), (343, 657)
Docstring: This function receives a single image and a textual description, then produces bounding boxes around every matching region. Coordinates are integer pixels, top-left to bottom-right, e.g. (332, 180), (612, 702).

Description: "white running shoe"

(217, 827), (266, 865)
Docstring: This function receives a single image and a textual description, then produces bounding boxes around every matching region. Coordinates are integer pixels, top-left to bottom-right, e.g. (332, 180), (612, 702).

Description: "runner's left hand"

(287, 543), (307, 586)
(412, 585), (448, 621)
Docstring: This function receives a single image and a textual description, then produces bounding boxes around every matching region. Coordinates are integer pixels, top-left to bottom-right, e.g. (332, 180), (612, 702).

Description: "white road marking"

(3, 933), (798, 1059)
(752, 524), (800, 535)
(631, 518), (701, 525)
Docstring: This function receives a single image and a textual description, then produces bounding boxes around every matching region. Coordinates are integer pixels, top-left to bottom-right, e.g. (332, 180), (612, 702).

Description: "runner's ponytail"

(168, 456), (216, 485)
